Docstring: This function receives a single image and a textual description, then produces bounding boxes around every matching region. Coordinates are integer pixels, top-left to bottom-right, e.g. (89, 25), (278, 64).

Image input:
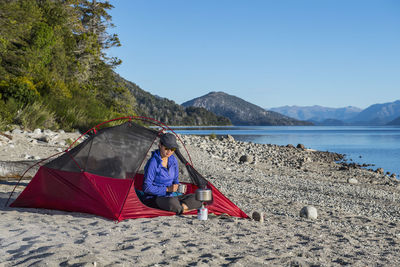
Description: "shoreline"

(1, 129), (400, 265)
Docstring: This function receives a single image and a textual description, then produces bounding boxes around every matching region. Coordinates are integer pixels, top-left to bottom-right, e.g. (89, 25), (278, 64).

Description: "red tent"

(10, 117), (248, 221)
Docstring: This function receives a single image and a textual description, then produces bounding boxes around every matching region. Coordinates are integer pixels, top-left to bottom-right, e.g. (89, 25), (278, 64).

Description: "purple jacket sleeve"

(143, 158), (167, 196)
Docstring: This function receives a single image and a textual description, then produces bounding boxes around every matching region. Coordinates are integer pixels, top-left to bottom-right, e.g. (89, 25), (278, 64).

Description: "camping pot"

(195, 188), (212, 202)
(177, 184), (187, 194)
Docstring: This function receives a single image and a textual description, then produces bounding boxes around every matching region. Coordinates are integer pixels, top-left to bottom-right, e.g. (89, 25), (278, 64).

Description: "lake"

(172, 126), (400, 177)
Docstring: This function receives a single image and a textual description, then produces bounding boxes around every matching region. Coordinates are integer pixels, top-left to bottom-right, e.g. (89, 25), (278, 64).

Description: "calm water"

(172, 126), (400, 177)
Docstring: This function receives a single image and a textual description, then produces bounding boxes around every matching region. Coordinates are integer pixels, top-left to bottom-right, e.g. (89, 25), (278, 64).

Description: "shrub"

(0, 77), (40, 105)
(15, 101), (58, 130)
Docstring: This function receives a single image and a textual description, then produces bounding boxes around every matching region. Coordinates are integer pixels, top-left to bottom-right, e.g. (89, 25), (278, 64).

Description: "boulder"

(297, 144), (306, 150)
(347, 178), (358, 184)
(226, 134), (235, 142)
(300, 206), (318, 219)
(376, 168), (384, 175)
(239, 155), (253, 164)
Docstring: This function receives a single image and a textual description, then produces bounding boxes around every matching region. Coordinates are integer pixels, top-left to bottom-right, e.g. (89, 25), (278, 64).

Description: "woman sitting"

(142, 133), (202, 214)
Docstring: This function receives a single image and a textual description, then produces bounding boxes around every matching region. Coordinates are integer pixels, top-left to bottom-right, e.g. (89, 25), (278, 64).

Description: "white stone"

(30, 139), (38, 145)
(33, 128), (42, 135)
(300, 206), (318, 219)
(347, 178), (358, 184)
(12, 129), (23, 134)
(57, 141), (66, 146)
(21, 154), (31, 159)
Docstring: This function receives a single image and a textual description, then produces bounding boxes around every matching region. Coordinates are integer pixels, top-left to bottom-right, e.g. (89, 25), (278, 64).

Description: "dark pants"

(145, 194), (202, 214)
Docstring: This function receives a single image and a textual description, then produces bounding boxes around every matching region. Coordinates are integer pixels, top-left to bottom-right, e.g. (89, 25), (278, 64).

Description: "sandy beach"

(1, 129), (400, 266)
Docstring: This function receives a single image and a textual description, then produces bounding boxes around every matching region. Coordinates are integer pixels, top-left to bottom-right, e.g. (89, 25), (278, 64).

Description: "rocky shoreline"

(1, 129), (400, 266)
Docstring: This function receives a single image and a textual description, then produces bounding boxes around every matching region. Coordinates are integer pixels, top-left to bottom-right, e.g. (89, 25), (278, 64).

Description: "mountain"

(269, 105), (362, 122)
(348, 100), (400, 125)
(181, 92), (312, 126)
(117, 77), (231, 126)
(387, 116), (400, 125)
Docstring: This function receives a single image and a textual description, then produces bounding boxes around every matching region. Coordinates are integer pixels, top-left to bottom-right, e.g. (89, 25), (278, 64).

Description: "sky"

(107, 0), (400, 109)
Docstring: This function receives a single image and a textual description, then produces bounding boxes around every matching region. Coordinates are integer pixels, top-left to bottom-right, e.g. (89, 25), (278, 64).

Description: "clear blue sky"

(107, 0), (400, 109)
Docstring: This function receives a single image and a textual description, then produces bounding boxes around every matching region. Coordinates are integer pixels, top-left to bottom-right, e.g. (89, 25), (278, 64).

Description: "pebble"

(300, 206), (318, 219)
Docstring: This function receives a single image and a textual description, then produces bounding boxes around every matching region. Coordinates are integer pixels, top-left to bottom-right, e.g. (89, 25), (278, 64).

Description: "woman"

(142, 133), (202, 214)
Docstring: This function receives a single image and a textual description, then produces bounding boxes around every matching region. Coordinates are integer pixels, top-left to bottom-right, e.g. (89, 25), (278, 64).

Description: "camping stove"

(195, 188), (212, 220)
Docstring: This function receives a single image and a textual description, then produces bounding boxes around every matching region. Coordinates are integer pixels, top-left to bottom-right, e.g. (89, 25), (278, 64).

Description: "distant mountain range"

(270, 106), (362, 123)
(269, 100), (400, 126)
(182, 92), (312, 126)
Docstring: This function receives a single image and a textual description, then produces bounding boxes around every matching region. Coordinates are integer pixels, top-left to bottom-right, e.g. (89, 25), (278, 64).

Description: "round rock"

(239, 155), (253, 164)
(252, 211), (264, 223)
(297, 144), (306, 150)
(300, 206), (318, 219)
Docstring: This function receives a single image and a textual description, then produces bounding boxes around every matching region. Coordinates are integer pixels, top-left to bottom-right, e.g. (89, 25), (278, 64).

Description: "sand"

(1, 130), (400, 266)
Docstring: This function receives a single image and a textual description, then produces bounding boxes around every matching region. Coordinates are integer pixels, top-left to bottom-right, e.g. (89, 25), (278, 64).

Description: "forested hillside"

(0, 0), (133, 131)
(118, 76), (231, 126)
(0, 0), (231, 130)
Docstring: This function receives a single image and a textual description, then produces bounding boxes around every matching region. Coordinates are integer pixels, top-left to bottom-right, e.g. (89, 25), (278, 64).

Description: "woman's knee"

(156, 197), (183, 213)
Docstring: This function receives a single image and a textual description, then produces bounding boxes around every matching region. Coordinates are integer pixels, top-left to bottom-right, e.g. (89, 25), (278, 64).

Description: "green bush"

(0, 77), (40, 105)
(14, 101), (58, 130)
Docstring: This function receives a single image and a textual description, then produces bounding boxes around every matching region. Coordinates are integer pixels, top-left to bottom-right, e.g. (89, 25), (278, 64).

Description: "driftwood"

(0, 132), (12, 140)
(0, 160), (40, 179)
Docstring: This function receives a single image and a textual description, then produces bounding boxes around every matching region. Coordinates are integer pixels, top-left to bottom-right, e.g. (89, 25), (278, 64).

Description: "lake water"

(172, 126), (400, 177)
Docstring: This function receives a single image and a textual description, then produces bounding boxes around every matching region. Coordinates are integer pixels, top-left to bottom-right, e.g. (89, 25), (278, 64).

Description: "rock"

(21, 154), (31, 159)
(30, 139), (38, 145)
(12, 129), (23, 134)
(347, 178), (358, 184)
(226, 135), (235, 142)
(252, 211), (264, 223)
(37, 135), (51, 143)
(300, 206), (318, 219)
(33, 128), (42, 135)
(57, 141), (67, 146)
(297, 144), (306, 150)
(239, 155), (253, 164)
(376, 168), (384, 175)
(391, 173), (397, 179)
(286, 144), (295, 149)
(43, 129), (54, 135)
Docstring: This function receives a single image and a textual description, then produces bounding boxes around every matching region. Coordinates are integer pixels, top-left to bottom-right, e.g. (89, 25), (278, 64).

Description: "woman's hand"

(166, 184), (179, 192)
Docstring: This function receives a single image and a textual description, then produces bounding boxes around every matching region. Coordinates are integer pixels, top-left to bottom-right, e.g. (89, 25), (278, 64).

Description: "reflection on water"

(172, 126), (400, 176)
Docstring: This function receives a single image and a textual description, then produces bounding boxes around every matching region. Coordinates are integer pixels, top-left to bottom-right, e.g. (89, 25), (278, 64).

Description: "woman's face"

(159, 144), (176, 158)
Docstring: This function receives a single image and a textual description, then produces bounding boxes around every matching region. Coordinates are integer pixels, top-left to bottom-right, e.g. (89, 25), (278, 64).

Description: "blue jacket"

(143, 149), (179, 198)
